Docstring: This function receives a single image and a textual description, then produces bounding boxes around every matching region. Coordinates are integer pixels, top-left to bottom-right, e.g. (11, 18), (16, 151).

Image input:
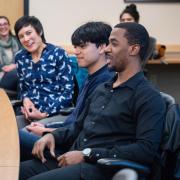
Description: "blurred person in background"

(0, 16), (21, 92)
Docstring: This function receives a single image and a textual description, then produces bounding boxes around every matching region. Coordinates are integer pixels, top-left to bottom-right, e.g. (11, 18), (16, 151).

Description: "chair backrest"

(151, 92), (180, 180)
(142, 36), (156, 69)
(160, 92), (176, 108)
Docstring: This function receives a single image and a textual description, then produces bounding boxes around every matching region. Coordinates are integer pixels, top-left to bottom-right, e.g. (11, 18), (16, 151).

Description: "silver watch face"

(83, 148), (91, 156)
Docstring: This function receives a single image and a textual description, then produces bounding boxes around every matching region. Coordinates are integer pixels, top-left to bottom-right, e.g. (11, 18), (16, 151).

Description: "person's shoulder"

(138, 77), (158, 92)
(10, 34), (17, 40)
(135, 77), (163, 103)
(46, 43), (69, 58)
(15, 48), (27, 58)
(47, 43), (66, 53)
(92, 65), (115, 82)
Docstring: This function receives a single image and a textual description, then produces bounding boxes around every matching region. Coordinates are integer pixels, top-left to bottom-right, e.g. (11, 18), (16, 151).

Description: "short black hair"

(120, 4), (140, 23)
(14, 16), (46, 43)
(114, 22), (149, 62)
(71, 21), (112, 47)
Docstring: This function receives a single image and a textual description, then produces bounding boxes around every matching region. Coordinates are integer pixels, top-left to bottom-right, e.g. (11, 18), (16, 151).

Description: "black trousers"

(19, 158), (113, 180)
(0, 69), (18, 91)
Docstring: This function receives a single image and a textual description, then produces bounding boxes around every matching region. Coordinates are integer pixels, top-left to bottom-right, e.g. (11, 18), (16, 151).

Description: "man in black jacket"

(19, 22), (165, 180)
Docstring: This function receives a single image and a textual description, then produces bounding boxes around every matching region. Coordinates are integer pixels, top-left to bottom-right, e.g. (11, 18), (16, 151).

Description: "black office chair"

(98, 92), (180, 180)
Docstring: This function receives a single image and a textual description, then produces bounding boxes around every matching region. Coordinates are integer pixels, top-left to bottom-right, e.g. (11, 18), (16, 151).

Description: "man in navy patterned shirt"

(14, 16), (74, 128)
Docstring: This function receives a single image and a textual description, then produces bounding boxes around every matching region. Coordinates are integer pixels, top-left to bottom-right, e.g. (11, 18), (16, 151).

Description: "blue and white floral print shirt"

(15, 43), (74, 116)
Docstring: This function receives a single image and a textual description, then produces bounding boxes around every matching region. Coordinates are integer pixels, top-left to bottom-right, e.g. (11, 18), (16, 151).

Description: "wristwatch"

(82, 148), (92, 160)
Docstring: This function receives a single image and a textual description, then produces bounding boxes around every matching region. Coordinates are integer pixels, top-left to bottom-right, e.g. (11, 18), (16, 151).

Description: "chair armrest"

(11, 99), (23, 107)
(11, 100), (74, 116)
(4, 89), (18, 99)
(97, 158), (150, 175)
(59, 107), (75, 115)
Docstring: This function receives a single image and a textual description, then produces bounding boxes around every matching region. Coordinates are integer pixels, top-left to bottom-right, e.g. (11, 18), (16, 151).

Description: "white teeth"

(26, 42), (33, 47)
(28, 41), (33, 45)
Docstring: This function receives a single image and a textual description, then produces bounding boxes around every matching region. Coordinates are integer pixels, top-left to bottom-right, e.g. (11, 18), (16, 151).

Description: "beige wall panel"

(29, 0), (180, 45)
(0, 0), (24, 33)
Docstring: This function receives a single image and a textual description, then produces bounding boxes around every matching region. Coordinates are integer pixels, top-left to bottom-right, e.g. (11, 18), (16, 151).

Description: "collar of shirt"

(86, 64), (109, 81)
(105, 71), (145, 90)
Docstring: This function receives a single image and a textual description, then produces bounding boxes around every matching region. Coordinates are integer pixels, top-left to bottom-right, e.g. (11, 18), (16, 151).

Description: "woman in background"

(119, 4), (156, 69)
(0, 16), (21, 91)
(119, 4), (139, 23)
(14, 16), (74, 128)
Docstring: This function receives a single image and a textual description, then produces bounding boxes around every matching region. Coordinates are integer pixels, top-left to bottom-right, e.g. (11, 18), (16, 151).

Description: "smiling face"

(18, 25), (43, 53)
(0, 17), (10, 39)
(74, 42), (104, 74)
(105, 28), (131, 73)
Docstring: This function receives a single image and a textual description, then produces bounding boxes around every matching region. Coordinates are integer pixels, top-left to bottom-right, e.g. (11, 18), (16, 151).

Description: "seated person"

(20, 22), (165, 180)
(14, 16), (74, 128)
(19, 21), (115, 161)
(119, 4), (139, 23)
(0, 16), (21, 92)
(119, 4), (156, 65)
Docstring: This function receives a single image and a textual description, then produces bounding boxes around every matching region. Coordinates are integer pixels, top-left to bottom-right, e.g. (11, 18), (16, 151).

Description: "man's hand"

(26, 122), (55, 136)
(57, 151), (84, 167)
(32, 133), (56, 163)
(26, 122), (45, 136)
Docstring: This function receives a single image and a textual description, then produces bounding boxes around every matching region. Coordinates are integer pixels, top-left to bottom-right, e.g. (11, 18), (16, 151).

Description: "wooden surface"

(147, 44), (180, 64)
(148, 53), (180, 64)
(0, 0), (24, 33)
(0, 89), (19, 180)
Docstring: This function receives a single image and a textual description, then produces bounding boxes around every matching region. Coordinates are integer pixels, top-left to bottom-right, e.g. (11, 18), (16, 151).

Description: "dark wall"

(146, 64), (180, 103)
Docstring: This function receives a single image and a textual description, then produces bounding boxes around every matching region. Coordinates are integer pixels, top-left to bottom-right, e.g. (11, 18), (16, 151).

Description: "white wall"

(29, 0), (180, 45)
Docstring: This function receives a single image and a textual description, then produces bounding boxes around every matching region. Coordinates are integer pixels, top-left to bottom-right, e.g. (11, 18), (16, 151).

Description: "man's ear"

(129, 44), (140, 56)
(98, 44), (107, 54)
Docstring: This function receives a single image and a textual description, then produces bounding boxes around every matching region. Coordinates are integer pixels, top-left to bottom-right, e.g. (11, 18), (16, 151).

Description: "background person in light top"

(0, 16), (21, 92)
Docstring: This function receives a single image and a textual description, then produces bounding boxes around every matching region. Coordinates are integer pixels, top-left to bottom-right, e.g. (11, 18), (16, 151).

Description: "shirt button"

(96, 154), (100, 157)
(101, 105), (105, 109)
(83, 138), (87, 142)
(113, 154), (117, 158)
(110, 89), (114, 93)
(91, 121), (95, 125)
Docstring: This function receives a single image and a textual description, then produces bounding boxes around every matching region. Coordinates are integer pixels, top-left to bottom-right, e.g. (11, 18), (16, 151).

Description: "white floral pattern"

(15, 43), (74, 116)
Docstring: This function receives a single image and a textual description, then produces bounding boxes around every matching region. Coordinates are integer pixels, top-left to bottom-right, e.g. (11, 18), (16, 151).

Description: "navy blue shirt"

(15, 43), (74, 116)
(52, 71), (165, 166)
(46, 65), (114, 128)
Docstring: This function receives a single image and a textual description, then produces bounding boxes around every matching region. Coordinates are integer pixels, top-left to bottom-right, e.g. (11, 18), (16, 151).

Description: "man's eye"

(80, 45), (85, 48)
(111, 42), (117, 47)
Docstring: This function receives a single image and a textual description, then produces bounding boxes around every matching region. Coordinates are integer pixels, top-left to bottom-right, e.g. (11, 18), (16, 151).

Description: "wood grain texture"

(0, 89), (19, 180)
